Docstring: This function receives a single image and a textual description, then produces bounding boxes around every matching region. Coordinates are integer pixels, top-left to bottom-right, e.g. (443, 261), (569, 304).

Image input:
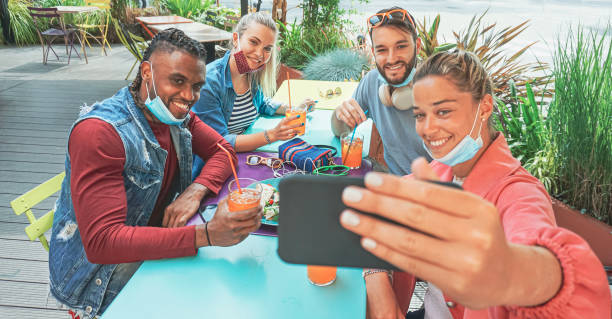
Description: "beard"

(376, 48), (417, 85)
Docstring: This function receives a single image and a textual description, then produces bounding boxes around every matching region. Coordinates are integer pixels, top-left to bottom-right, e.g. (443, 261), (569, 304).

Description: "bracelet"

(263, 130), (272, 144)
(362, 268), (393, 282)
(205, 222), (212, 246)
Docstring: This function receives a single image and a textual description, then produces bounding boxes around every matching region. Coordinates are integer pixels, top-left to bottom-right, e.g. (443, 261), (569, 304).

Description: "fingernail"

(343, 187), (363, 202)
(297, 115), (301, 118)
(314, 100), (319, 103)
(301, 123), (304, 126)
(365, 172), (383, 187)
(363, 238), (377, 249)
(340, 210), (360, 226)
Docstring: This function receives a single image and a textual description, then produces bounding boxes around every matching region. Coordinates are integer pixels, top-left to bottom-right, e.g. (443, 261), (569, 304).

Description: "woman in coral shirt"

(339, 50), (611, 318)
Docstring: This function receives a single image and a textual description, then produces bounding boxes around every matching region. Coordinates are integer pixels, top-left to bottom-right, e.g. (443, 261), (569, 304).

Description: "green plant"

(161, 0), (214, 20)
(494, 81), (557, 192)
(278, 20), (355, 70)
(416, 14), (456, 59)
(453, 11), (550, 102)
(301, 0), (350, 28)
(416, 11), (550, 105)
(302, 48), (369, 81)
(278, 0), (368, 70)
(8, 0), (38, 46)
(195, 5), (239, 31)
(548, 24), (612, 224)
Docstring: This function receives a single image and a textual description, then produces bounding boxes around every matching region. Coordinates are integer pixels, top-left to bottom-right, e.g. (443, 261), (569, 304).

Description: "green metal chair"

(112, 18), (148, 80)
(10, 172), (65, 251)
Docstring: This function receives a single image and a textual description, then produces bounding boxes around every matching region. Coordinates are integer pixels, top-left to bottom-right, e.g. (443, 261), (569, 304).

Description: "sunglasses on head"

(246, 155), (283, 169)
(368, 9), (415, 30)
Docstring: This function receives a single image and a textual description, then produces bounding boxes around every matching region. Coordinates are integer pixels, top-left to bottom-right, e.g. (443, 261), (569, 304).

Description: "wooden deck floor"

(0, 80), (128, 318)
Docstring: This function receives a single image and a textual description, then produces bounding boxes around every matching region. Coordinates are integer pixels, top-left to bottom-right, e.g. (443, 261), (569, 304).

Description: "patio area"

(0, 44), (130, 318)
(0, 43), (428, 317)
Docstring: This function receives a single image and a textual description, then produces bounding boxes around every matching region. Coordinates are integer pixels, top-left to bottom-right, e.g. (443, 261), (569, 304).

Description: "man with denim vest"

(331, 7), (431, 176)
(48, 29), (263, 318)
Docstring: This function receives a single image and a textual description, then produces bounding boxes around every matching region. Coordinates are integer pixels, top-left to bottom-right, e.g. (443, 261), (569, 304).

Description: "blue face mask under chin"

(144, 62), (185, 126)
(422, 102), (484, 167)
(378, 67), (415, 88)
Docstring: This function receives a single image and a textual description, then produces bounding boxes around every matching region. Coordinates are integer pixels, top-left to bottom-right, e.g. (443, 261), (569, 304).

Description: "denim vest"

(48, 87), (194, 318)
(191, 51), (281, 179)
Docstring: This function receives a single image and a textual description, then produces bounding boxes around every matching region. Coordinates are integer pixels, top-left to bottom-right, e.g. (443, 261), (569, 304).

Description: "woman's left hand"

(300, 98), (316, 112)
(339, 158), (518, 310)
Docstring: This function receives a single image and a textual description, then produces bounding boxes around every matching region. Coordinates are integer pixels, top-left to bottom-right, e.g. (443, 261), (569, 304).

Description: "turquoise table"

(101, 235), (366, 318)
(244, 109), (372, 157)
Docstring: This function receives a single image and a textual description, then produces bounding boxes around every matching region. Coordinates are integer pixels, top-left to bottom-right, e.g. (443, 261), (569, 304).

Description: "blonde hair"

(414, 50), (496, 135)
(232, 12), (279, 98)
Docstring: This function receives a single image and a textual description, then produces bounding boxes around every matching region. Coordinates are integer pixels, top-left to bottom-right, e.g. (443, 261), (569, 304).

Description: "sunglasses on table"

(318, 87), (342, 99)
(246, 154), (284, 169)
(367, 9), (415, 30)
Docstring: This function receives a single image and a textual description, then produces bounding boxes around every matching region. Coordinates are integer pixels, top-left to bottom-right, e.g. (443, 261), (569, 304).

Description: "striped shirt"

(227, 89), (258, 134)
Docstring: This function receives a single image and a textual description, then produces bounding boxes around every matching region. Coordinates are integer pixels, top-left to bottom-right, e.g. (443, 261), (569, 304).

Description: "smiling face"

(233, 22), (276, 70)
(412, 75), (491, 159)
(141, 50), (206, 120)
(371, 25), (421, 85)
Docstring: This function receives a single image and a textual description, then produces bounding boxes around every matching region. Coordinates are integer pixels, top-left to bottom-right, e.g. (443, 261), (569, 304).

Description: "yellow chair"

(77, 0), (112, 55)
(112, 18), (148, 80)
(10, 172), (65, 251)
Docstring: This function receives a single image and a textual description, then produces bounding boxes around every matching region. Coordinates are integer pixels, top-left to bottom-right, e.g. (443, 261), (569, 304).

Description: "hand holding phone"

(342, 170), (530, 310)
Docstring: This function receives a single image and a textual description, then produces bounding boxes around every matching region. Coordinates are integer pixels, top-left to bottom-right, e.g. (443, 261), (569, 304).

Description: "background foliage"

(7, 0), (38, 46)
(160, 0), (214, 20)
(278, 0), (368, 70)
(302, 48), (369, 81)
(548, 24), (611, 223)
(417, 11), (550, 104)
(494, 81), (557, 192)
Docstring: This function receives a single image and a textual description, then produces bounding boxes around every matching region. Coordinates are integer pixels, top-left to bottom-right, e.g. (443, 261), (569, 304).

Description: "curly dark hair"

(131, 28), (207, 91)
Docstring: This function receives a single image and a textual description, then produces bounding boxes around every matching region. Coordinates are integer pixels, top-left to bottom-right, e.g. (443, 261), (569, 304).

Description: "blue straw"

(344, 109), (369, 160)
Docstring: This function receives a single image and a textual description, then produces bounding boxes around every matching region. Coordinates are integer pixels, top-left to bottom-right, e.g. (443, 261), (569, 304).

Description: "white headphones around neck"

(378, 84), (414, 110)
(377, 68), (416, 111)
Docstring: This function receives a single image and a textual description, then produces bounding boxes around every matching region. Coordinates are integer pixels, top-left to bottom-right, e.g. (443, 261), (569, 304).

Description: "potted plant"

(546, 24), (612, 266)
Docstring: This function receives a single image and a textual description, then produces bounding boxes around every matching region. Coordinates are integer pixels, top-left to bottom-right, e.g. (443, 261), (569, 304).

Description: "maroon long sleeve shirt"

(68, 112), (235, 264)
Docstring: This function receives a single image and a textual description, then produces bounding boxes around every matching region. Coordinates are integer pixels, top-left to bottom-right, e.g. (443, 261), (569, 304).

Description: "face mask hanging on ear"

(144, 62), (185, 126)
(233, 34), (265, 74)
(378, 68), (416, 110)
(422, 102), (484, 167)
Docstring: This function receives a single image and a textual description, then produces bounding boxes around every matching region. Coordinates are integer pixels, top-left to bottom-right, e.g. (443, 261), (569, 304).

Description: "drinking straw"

(343, 109), (369, 161)
(287, 72), (292, 111)
(216, 143), (241, 193)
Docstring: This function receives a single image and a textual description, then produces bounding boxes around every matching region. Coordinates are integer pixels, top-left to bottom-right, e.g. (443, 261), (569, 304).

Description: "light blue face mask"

(422, 102), (484, 167)
(144, 62), (185, 126)
(378, 67), (415, 88)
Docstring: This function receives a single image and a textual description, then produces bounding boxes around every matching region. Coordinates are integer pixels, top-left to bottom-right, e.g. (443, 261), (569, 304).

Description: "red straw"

(286, 72), (292, 111)
(216, 143), (241, 193)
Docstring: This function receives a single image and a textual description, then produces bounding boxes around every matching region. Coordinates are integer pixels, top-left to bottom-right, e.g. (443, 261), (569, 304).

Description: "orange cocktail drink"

(307, 265), (337, 286)
(228, 189), (261, 212)
(285, 110), (307, 136)
(227, 178), (262, 212)
(341, 132), (363, 169)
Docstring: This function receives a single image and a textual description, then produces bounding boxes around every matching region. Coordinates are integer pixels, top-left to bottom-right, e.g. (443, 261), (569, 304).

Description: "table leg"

(60, 16), (69, 55)
(77, 30), (88, 64)
(204, 42), (215, 64)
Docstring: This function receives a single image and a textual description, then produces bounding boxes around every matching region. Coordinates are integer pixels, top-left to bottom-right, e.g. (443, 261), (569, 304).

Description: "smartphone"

(277, 174), (462, 270)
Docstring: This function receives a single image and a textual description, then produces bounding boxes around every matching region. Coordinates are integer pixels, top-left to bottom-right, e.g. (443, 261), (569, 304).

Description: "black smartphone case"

(277, 175), (399, 270)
